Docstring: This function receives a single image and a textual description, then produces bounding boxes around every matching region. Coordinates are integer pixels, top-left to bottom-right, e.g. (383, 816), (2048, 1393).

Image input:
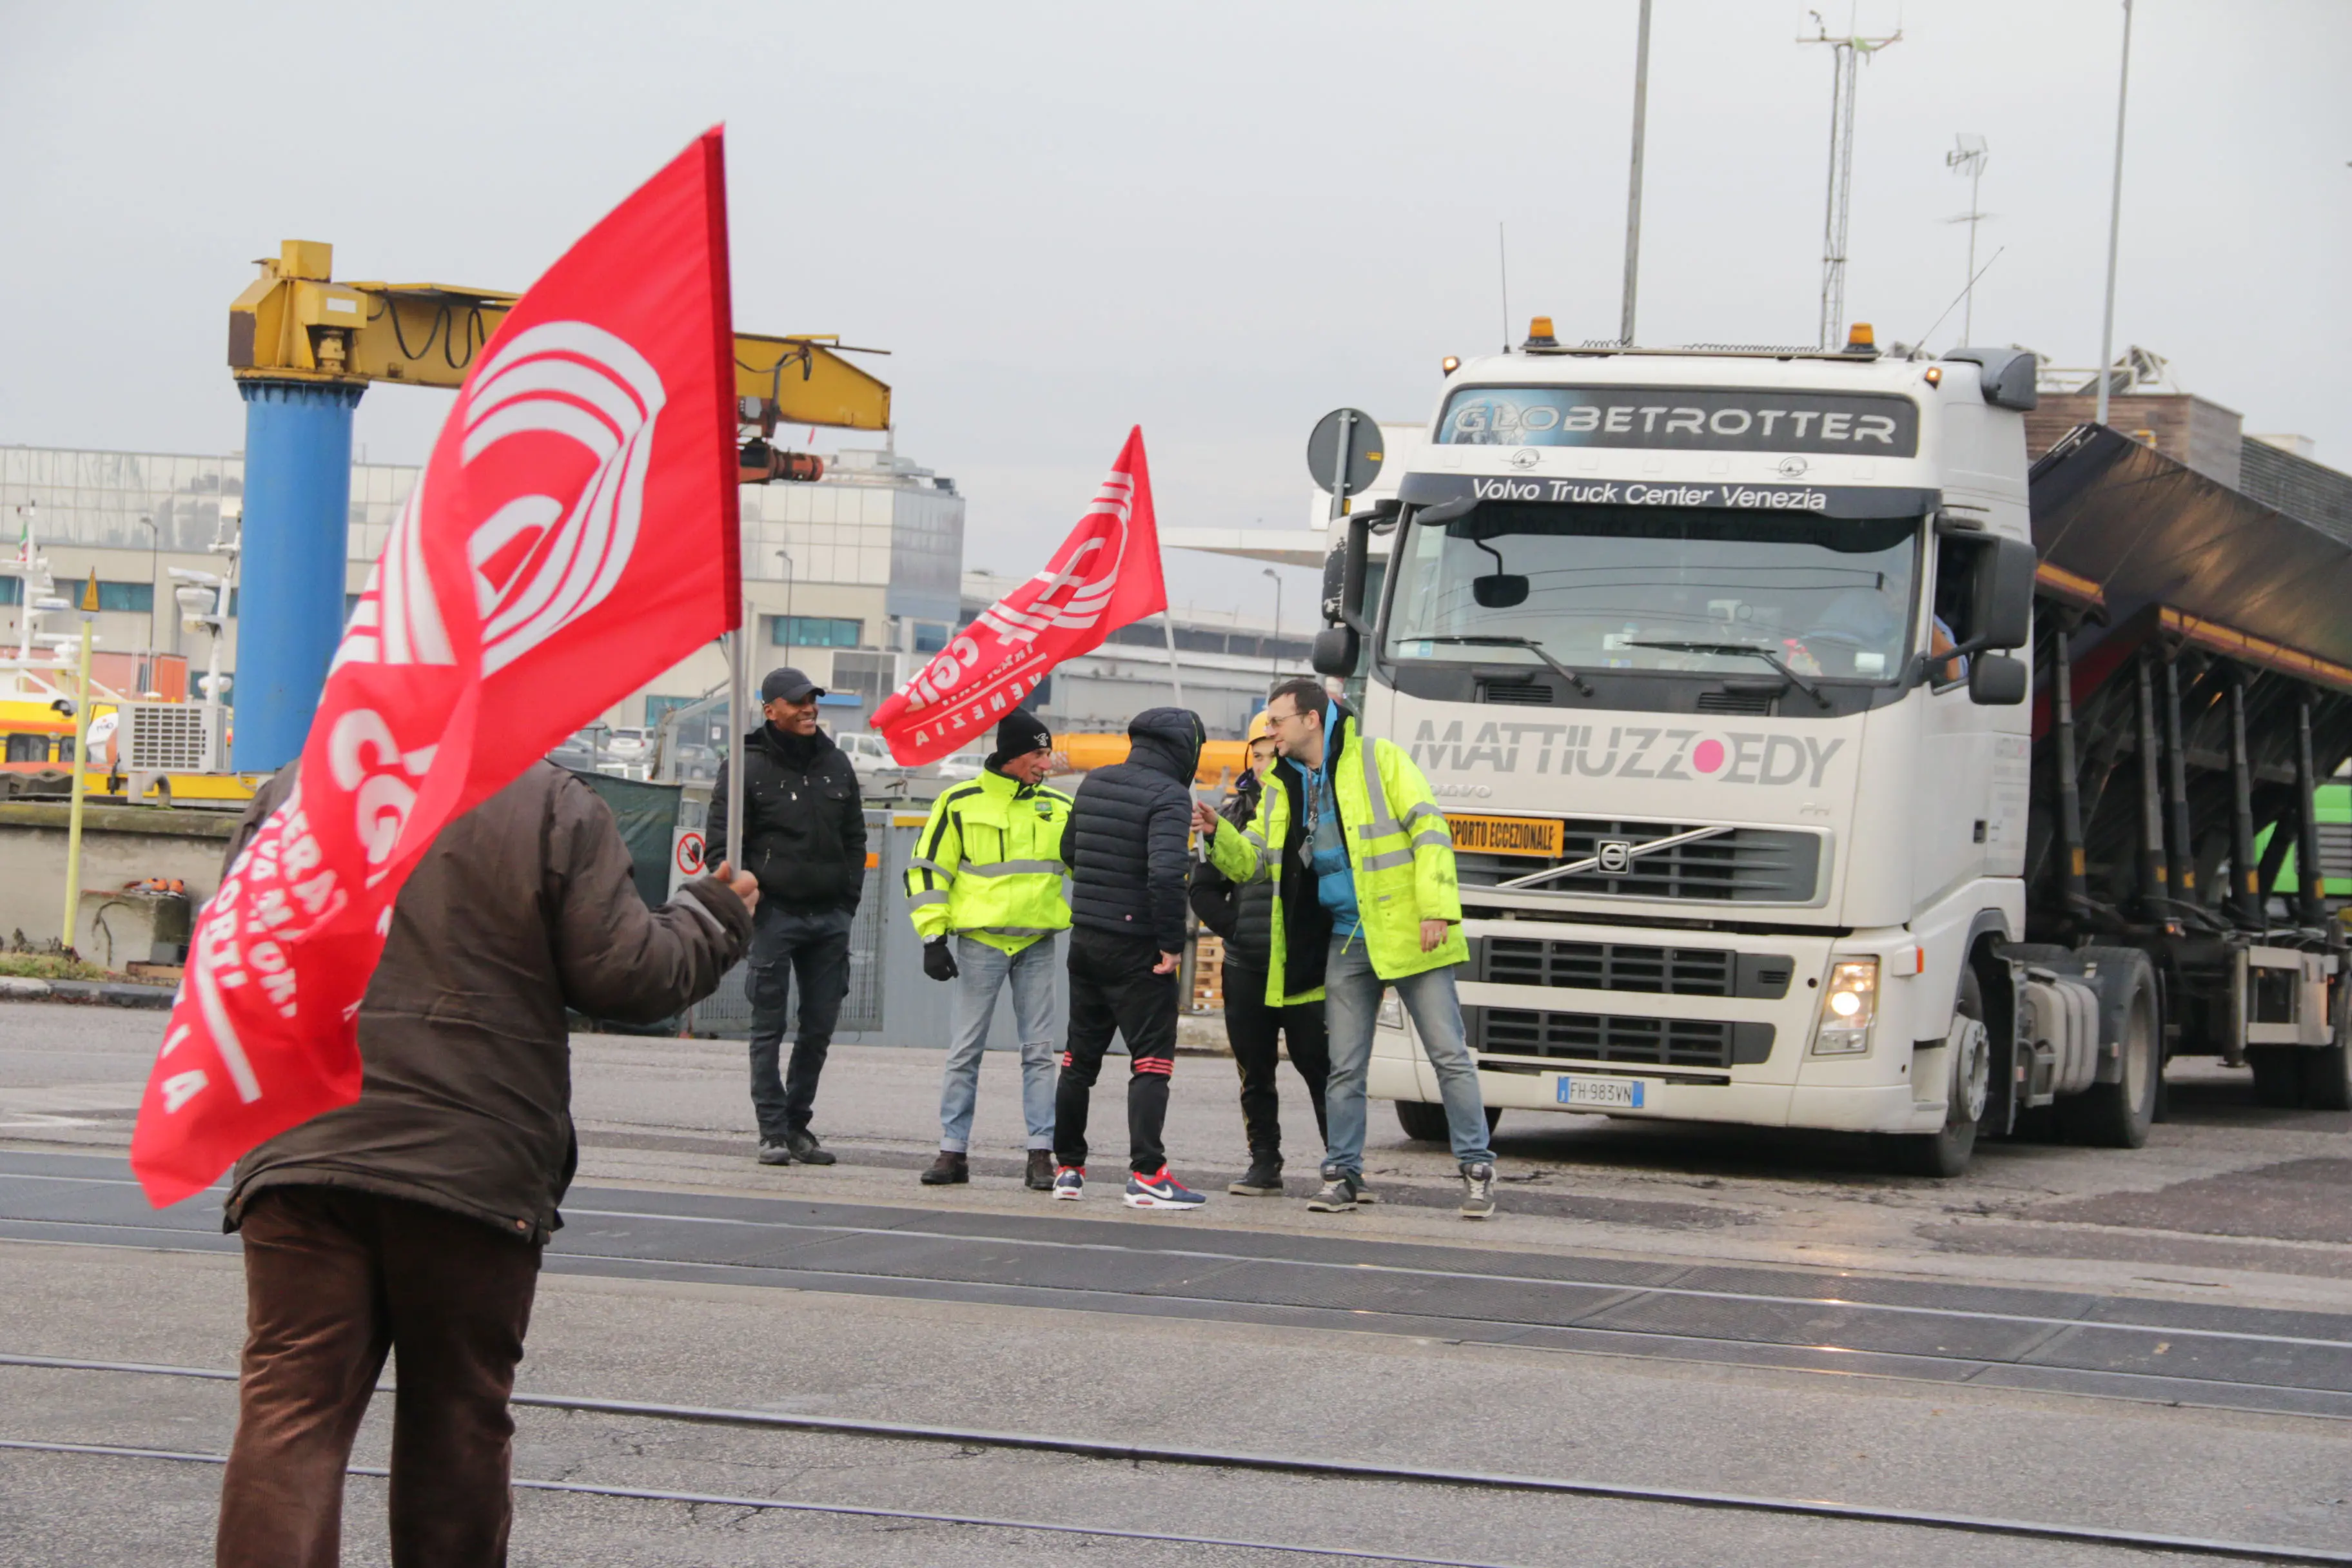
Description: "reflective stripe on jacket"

(1208, 711), (1466, 1004)
(905, 767), (1073, 954)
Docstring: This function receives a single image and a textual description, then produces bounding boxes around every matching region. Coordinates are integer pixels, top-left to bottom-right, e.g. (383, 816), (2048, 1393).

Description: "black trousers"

(1055, 925), (1179, 1174)
(1222, 961), (1331, 1158)
(217, 1187), (541, 1568)
(745, 902), (855, 1140)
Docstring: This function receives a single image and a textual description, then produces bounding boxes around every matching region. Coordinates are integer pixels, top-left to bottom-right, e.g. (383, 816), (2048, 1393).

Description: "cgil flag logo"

(1411, 719), (1845, 788)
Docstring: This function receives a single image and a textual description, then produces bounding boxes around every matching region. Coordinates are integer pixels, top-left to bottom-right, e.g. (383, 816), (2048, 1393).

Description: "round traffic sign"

(675, 830), (705, 876)
(1306, 407), (1384, 497)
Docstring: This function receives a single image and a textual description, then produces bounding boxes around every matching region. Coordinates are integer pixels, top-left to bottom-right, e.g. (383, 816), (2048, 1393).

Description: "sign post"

(1307, 407), (1384, 522)
(59, 571), (99, 954)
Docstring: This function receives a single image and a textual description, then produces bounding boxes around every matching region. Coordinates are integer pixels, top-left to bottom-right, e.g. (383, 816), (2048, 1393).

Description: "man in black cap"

(708, 667), (868, 1166)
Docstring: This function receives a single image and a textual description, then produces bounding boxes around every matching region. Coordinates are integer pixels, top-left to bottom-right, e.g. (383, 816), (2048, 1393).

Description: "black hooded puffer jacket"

(1061, 707), (1202, 953)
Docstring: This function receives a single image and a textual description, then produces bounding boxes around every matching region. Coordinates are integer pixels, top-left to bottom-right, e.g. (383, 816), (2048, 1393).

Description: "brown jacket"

(221, 761), (750, 1242)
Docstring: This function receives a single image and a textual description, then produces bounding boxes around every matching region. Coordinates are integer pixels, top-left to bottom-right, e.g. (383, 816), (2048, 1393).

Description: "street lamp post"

(2095, 0), (2134, 429)
(1262, 568), (1282, 685)
(776, 547), (794, 654)
(134, 513), (159, 686)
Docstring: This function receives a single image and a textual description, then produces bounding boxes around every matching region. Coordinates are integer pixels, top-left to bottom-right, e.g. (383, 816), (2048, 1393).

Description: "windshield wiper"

(1623, 640), (1833, 710)
(1418, 634), (1594, 698)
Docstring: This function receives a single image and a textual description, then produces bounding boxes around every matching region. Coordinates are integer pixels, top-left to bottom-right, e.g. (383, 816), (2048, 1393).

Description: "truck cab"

(1317, 329), (2050, 1173)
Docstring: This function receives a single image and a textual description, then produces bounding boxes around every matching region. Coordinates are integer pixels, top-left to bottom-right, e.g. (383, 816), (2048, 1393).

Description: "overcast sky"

(5, 1), (2346, 620)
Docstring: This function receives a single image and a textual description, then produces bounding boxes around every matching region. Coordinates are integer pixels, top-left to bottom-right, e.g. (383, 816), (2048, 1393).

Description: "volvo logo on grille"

(1596, 840), (1634, 873)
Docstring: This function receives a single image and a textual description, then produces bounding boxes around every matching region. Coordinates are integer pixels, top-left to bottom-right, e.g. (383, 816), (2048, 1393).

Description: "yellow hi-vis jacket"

(905, 768), (1074, 955)
(1206, 714), (1467, 1006)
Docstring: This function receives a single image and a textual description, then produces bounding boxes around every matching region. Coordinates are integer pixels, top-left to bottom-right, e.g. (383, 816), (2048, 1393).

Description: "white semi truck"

(1312, 323), (2352, 1175)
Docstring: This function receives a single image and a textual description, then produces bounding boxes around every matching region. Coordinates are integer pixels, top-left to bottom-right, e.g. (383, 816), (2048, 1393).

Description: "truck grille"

(1457, 818), (1823, 904)
(1467, 1004), (1774, 1070)
(1476, 936), (1793, 999)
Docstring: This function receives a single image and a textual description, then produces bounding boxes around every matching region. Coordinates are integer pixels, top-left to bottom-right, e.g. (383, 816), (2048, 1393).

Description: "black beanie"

(988, 708), (1054, 769)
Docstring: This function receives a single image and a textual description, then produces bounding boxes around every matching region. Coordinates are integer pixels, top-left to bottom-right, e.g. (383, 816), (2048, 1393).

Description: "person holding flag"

(213, 763), (756, 1566)
(124, 132), (761, 1566)
(905, 707), (1072, 1190)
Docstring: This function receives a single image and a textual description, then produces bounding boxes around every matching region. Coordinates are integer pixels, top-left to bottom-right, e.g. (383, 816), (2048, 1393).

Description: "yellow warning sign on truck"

(1444, 814), (1563, 858)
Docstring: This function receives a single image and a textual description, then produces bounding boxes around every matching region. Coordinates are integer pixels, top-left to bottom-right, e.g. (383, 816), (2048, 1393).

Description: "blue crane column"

(231, 379), (364, 771)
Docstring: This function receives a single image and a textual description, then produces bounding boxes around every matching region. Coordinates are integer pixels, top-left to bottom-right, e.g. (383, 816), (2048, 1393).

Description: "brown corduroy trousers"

(214, 1186), (541, 1568)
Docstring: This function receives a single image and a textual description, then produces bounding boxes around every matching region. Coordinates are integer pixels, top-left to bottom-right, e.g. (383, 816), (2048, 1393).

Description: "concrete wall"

(0, 802), (235, 950)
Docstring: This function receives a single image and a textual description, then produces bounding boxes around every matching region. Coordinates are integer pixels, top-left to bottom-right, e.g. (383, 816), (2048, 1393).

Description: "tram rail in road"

(3, 1148), (2351, 1423)
(3, 1351), (2351, 1565)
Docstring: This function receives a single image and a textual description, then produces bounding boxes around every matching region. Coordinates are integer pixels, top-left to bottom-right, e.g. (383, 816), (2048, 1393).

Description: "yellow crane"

(228, 239), (892, 473)
(218, 239), (893, 772)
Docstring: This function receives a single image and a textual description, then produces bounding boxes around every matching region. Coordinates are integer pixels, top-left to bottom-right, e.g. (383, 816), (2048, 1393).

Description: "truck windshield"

(1384, 503), (1921, 681)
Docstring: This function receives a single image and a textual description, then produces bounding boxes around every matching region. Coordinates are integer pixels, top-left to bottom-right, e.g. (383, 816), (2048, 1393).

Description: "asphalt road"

(1, 1000), (2348, 1565)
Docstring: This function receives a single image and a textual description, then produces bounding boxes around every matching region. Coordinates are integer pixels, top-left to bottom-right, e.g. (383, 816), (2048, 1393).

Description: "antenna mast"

(1945, 134), (1990, 344)
(1801, 11), (1901, 349)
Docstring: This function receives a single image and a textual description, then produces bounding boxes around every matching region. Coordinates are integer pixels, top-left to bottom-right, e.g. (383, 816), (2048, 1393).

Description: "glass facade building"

(1, 442), (966, 725)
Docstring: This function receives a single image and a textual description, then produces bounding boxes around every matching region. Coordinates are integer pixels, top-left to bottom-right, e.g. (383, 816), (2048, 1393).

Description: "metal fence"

(680, 810), (1072, 1050)
(683, 849), (891, 1037)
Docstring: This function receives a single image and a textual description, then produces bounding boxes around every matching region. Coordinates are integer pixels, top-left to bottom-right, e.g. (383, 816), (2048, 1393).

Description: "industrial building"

(0, 441), (966, 732)
(952, 571), (1315, 740)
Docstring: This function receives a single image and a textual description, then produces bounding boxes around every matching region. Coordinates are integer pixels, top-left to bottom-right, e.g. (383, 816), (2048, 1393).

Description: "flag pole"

(59, 572), (98, 953)
(725, 619), (745, 876)
(1160, 611), (1185, 709)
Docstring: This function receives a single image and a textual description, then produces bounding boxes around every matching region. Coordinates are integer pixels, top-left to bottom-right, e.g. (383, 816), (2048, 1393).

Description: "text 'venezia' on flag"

(130, 130), (745, 1206)
(874, 427), (1166, 766)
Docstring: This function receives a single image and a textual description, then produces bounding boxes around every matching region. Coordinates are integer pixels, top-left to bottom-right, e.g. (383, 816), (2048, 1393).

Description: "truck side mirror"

(1969, 652), (2029, 705)
(1322, 513), (1373, 636)
(1311, 625), (1361, 676)
(1318, 541), (1350, 626)
(1975, 535), (2037, 650)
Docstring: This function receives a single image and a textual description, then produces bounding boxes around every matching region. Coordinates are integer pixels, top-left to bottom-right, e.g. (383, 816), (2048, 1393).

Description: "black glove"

(923, 937), (959, 983)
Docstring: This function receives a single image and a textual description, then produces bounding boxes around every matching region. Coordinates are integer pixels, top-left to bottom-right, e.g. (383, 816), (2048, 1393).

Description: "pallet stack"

(1190, 934), (1224, 1013)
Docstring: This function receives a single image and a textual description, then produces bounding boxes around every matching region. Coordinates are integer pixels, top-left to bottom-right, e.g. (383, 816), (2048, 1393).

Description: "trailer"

(2024, 424), (2352, 1117)
(1308, 330), (2352, 1177)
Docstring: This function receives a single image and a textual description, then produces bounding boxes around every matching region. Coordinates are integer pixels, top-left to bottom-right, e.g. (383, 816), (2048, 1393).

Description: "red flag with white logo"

(130, 130), (742, 1206)
(875, 427), (1166, 765)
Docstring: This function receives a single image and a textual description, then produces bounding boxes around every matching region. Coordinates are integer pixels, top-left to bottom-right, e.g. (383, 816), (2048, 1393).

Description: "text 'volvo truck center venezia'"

(1311, 322), (2352, 1176)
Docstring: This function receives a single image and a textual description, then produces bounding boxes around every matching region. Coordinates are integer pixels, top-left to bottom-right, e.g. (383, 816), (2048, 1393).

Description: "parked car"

(835, 730), (904, 781)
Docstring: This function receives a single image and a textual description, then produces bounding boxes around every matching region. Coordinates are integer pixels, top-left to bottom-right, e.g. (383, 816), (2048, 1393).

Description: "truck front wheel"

(1395, 1100), (1504, 1142)
(1885, 966), (1988, 1179)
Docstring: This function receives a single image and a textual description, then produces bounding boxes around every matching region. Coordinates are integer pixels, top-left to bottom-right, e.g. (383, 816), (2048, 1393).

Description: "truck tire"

(1885, 966), (1986, 1178)
(1394, 1101), (1504, 1142)
(2300, 982), (2352, 1112)
(2302, 1043), (2352, 1111)
(2247, 1046), (2307, 1110)
(2055, 947), (2159, 1148)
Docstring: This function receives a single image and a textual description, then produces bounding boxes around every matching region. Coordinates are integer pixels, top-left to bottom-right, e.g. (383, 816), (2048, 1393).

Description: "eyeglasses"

(1264, 707), (1304, 728)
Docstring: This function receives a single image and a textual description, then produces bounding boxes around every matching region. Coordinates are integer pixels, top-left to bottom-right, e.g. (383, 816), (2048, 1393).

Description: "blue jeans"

(938, 935), (1060, 1153)
(1322, 936), (1493, 1175)
(747, 903), (855, 1141)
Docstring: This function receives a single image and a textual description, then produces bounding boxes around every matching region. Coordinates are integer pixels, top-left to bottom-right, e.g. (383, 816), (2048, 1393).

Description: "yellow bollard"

(59, 571), (97, 956)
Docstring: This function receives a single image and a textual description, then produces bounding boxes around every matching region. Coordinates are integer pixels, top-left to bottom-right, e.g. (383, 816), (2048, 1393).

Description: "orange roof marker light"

(1843, 322), (1877, 357)
(1522, 316), (1558, 350)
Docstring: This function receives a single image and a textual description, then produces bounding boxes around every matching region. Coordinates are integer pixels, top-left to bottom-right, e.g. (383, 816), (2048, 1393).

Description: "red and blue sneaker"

(1052, 1165), (1086, 1201)
(1124, 1166), (1207, 1210)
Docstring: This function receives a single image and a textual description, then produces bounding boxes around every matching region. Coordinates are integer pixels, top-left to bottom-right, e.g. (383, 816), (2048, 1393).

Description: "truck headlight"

(1811, 958), (1879, 1055)
(1378, 990), (1405, 1031)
